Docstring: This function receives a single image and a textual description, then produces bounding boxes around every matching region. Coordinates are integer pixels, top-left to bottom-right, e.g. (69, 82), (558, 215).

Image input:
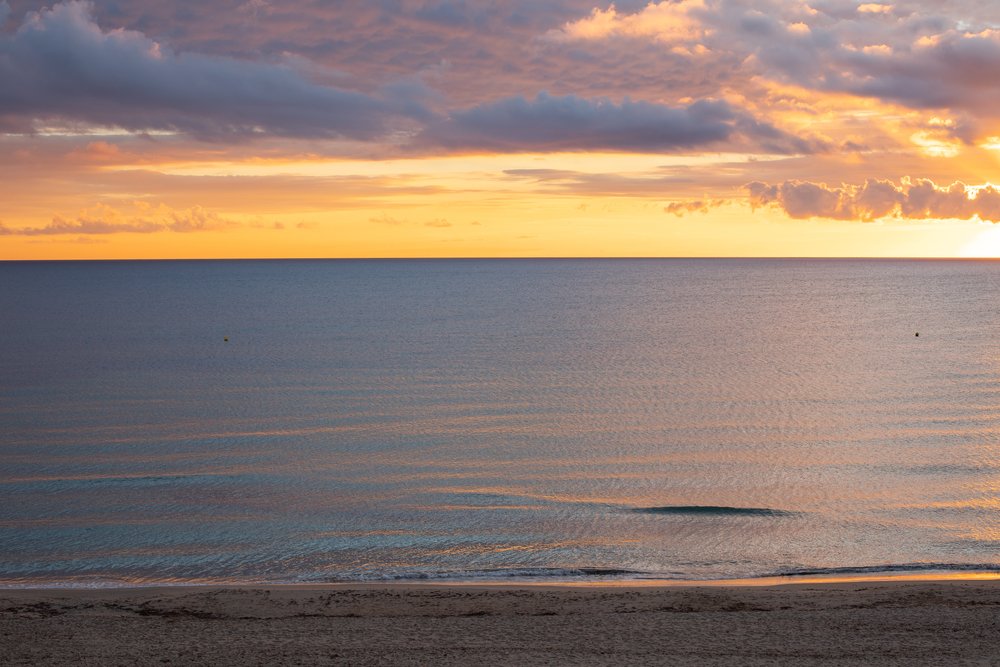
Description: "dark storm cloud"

(0, 1), (752, 117)
(0, 1), (820, 154)
(420, 93), (820, 153)
(0, 1), (404, 138)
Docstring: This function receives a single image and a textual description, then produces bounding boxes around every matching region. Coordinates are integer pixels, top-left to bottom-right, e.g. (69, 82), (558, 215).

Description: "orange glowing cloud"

(747, 178), (1000, 223)
(547, 0), (707, 43)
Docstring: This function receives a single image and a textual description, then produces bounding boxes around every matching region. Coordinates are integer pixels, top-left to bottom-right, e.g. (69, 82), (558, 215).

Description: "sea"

(2, 258), (1000, 587)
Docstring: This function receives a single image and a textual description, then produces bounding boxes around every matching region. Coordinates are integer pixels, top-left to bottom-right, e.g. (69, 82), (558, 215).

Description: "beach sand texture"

(3, 580), (1000, 665)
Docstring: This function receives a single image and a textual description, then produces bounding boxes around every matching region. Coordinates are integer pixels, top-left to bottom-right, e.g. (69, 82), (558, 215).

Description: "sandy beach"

(3, 578), (1000, 665)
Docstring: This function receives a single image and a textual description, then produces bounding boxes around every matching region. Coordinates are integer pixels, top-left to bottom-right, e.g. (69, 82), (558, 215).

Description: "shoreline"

(3, 569), (1000, 591)
(5, 578), (1000, 665)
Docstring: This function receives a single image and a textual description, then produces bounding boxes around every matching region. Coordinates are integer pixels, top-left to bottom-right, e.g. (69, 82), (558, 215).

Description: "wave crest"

(634, 505), (796, 517)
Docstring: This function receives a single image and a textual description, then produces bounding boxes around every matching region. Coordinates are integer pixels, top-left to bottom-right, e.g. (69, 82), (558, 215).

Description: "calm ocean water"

(2, 258), (1000, 586)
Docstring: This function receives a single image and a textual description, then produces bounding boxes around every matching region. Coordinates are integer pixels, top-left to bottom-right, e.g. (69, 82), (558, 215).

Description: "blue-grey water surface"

(2, 259), (1000, 586)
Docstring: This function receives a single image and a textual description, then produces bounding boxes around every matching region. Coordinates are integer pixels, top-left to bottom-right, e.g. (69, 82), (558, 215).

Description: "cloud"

(834, 29), (1000, 114)
(503, 168), (584, 182)
(8, 0), (1000, 166)
(728, 3), (1000, 123)
(238, 0), (271, 20)
(547, 1), (706, 43)
(664, 199), (726, 216)
(747, 180), (857, 220)
(857, 3), (895, 14)
(369, 213), (452, 227)
(0, 1), (405, 139)
(420, 92), (819, 153)
(414, 1), (481, 27)
(746, 177), (1000, 222)
(0, 202), (240, 235)
(69, 140), (121, 161)
(370, 213), (405, 225)
(542, 0), (1000, 137)
(504, 168), (696, 195)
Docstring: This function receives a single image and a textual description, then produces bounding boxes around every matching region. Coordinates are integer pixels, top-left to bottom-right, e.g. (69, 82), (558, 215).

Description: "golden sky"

(5, 0), (1000, 258)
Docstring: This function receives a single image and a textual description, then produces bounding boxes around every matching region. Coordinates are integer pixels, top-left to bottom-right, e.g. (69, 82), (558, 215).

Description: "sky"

(5, 0), (1000, 258)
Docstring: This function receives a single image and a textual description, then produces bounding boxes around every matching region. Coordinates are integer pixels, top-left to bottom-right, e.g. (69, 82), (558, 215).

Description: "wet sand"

(3, 579), (1000, 665)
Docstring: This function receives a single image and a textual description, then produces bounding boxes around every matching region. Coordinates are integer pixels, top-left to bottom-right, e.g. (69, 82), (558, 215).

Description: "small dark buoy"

(224, 337), (229, 342)
(915, 332), (919, 337)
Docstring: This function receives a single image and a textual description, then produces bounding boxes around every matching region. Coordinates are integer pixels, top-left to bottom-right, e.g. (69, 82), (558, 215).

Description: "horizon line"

(3, 256), (1000, 262)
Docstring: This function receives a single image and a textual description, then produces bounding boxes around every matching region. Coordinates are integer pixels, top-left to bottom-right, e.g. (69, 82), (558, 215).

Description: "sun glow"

(959, 224), (1000, 257)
